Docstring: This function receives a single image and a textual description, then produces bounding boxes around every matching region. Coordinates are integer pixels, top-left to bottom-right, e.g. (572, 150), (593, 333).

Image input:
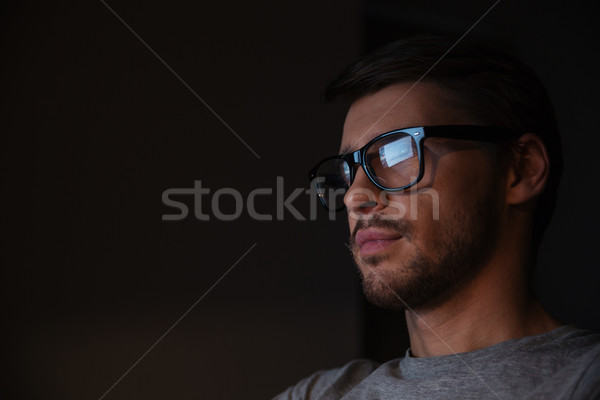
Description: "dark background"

(1, 1), (599, 399)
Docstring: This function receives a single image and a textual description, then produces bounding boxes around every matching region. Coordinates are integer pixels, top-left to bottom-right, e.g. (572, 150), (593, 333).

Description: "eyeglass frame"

(308, 125), (522, 210)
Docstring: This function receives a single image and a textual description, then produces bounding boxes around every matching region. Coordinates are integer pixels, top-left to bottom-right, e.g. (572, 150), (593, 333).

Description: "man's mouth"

(354, 228), (403, 257)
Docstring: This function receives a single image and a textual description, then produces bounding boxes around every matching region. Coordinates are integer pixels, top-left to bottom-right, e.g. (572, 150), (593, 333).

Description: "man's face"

(342, 82), (505, 311)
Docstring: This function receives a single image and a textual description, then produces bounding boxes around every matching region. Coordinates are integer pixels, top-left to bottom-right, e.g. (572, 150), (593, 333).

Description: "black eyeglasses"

(308, 125), (520, 211)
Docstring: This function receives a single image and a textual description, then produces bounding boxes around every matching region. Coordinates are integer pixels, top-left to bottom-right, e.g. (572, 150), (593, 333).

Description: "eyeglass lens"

(314, 132), (419, 209)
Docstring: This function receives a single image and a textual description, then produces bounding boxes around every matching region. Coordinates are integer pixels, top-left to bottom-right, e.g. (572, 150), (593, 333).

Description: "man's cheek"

(387, 189), (440, 222)
(380, 192), (407, 220)
(411, 188), (440, 221)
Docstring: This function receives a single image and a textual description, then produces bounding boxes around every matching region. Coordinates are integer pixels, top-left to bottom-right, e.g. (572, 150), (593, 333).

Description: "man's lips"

(354, 228), (403, 256)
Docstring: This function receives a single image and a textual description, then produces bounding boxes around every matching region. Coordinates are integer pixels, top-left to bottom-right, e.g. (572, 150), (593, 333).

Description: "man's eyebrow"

(339, 145), (353, 155)
(339, 132), (381, 155)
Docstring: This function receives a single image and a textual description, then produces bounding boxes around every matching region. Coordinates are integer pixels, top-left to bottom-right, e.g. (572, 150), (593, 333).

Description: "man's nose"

(343, 167), (386, 215)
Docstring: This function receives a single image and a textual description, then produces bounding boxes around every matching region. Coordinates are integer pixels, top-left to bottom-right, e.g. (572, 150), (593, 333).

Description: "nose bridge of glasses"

(345, 150), (363, 184)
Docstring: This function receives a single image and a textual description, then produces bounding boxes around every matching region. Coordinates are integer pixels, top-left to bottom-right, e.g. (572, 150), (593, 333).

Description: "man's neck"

(404, 259), (561, 358)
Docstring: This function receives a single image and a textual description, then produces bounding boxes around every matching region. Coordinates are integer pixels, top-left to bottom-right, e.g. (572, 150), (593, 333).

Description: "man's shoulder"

(272, 358), (383, 400)
(532, 325), (600, 358)
(271, 326), (600, 400)
(522, 326), (600, 399)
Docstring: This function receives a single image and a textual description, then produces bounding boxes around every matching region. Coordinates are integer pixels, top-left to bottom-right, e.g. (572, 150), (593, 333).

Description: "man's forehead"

(340, 83), (437, 152)
(339, 82), (473, 153)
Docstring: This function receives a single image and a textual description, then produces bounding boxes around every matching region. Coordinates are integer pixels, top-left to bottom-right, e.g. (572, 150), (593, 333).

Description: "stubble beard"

(350, 191), (500, 312)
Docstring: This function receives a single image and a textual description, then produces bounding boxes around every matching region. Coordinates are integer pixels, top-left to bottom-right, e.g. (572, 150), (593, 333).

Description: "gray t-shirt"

(273, 325), (600, 399)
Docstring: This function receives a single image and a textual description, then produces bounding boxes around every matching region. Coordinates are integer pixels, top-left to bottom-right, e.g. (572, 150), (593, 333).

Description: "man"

(274, 36), (600, 399)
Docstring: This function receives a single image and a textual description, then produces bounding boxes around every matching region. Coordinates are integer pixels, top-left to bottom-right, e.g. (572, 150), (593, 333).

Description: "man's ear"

(505, 133), (550, 205)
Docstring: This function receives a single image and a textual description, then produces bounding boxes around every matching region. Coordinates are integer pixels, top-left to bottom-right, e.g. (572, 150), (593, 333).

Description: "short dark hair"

(325, 35), (562, 252)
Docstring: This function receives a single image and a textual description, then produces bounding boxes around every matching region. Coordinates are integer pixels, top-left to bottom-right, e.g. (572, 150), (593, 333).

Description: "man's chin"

(361, 271), (408, 310)
(355, 259), (409, 310)
(357, 256), (447, 311)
